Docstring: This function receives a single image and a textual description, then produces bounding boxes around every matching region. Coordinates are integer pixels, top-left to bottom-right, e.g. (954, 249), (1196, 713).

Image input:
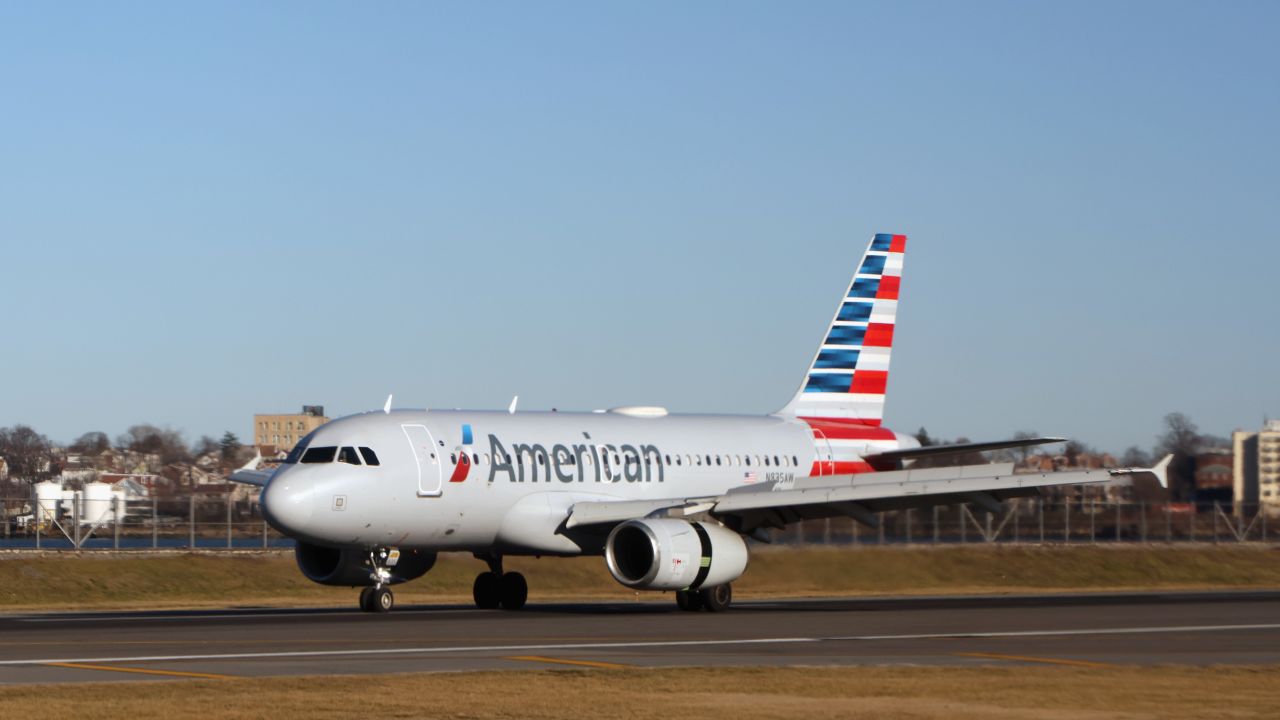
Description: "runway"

(1, 590), (1277, 684)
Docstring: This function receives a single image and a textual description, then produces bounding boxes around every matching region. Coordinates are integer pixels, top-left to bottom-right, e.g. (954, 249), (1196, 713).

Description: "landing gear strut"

(676, 583), (732, 612)
(472, 553), (527, 610)
(359, 548), (398, 613)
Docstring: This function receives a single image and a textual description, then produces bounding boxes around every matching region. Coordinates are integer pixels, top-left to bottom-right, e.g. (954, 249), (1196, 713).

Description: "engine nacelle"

(604, 519), (748, 591)
(294, 542), (436, 587)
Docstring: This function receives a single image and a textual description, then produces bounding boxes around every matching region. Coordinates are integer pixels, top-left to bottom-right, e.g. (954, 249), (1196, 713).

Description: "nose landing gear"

(358, 548), (398, 613)
(472, 553), (527, 610)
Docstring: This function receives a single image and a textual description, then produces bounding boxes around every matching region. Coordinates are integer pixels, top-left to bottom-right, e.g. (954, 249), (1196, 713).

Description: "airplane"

(232, 233), (1170, 613)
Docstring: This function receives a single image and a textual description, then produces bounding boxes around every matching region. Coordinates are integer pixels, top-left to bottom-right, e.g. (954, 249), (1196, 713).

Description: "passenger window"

(792, 455), (798, 466)
(359, 447), (380, 466)
(764, 456), (771, 467)
(472, 453), (479, 465)
(715, 456), (722, 466)
(774, 455), (780, 466)
(301, 446), (337, 464)
(337, 447), (361, 465)
(744, 456), (751, 466)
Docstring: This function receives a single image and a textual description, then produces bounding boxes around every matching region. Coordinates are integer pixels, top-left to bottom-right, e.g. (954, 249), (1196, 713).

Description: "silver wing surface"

(566, 456), (1171, 532)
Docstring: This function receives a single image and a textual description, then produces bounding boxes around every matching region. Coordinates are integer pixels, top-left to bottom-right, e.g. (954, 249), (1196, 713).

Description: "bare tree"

(0, 425), (55, 486)
(192, 435), (220, 458)
(116, 424), (191, 465)
(69, 431), (110, 455)
(1154, 412), (1201, 502)
(1120, 445), (1151, 467)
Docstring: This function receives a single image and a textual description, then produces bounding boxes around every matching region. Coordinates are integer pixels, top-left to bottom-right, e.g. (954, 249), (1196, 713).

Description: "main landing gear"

(472, 553), (527, 610)
(675, 583), (732, 612)
(359, 548), (397, 613)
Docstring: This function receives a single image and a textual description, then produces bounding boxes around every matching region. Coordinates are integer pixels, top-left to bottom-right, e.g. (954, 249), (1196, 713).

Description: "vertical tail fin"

(777, 233), (906, 425)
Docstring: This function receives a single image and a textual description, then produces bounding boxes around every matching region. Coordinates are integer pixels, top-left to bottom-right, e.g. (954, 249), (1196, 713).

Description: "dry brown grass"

(1, 665), (1276, 719)
(2, 544), (1278, 611)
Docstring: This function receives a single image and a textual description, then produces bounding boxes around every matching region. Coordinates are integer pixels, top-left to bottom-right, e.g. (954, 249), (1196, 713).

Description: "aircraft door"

(811, 428), (835, 476)
(401, 424), (444, 496)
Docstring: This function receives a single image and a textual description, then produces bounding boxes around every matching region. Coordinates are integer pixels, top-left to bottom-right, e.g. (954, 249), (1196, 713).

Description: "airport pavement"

(1, 590), (1277, 684)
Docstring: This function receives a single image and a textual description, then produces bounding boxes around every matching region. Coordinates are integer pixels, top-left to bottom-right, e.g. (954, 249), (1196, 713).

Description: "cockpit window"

(359, 447), (380, 466)
(284, 429), (321, 464)
(337, 446), (362, 465)
(301, 446), (337, 464)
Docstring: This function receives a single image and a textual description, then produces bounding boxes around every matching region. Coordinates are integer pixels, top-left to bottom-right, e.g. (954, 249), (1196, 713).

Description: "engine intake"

(294, 542), (436, 587)
(605, 519), (748, 591)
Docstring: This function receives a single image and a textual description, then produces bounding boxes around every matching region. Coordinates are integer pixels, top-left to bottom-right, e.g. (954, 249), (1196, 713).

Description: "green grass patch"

(1, 544), (1277, 611)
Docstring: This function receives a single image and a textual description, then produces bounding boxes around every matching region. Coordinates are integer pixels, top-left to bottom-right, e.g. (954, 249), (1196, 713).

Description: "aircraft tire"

(675, 590), (702, 611)
(698, 583), (732, 612)
(499, 571), (528, 610)
(371, 586), (394, 613)
(358, 586), (375, 612)
(473, 572), (502, 609)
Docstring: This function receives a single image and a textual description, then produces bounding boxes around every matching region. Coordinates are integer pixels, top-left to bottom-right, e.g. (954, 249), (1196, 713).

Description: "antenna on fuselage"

(508, 395), (519, 414)
(383, 394), (394, 414)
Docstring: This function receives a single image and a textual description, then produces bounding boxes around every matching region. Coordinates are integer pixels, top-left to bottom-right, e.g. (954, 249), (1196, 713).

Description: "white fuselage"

(260, 408), (915, 555)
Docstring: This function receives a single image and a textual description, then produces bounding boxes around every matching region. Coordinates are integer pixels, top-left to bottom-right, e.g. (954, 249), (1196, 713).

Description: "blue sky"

(1, 2), (1277, 453)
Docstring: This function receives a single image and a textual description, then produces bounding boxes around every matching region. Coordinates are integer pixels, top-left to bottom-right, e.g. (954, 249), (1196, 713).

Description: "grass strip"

(1, 544), (1278, 611)
(1, 665), (1277, 719)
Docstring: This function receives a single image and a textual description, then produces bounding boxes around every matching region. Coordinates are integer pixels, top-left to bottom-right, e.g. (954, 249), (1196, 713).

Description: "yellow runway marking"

(954, 652), (1120, 669)
(44, 662), (236, 680)
(506, 655), (633, 670)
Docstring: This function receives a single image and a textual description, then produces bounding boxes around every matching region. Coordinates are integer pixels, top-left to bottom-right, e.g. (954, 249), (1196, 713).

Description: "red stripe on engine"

(863, 323), (895, 347)
(849, 370), (888, 395)
(890, 234), (907, 253)
(876, 275), (900, 300)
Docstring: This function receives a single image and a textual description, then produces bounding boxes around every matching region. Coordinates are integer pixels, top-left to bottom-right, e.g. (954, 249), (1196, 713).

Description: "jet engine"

(294, 542), (436, 586)
(604, 519), (748, 591)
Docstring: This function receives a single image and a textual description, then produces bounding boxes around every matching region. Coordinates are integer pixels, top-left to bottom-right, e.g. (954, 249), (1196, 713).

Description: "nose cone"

(261, 472), (315, 537)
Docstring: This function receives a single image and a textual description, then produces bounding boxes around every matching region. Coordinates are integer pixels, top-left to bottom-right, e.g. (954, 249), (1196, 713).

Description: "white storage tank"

(82, 482), (115, 525)
(34, 481), (62, 523)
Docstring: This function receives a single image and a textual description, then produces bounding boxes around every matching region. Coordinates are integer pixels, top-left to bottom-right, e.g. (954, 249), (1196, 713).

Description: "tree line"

(0, 424), (251, 488)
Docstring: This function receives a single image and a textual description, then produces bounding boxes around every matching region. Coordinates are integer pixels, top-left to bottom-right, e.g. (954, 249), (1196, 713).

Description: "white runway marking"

(4, 623), (1278, 667)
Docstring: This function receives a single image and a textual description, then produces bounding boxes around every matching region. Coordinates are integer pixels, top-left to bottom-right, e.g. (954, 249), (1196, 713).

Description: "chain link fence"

(0, 494), (291, 549)
(0, 494), (1273, 550)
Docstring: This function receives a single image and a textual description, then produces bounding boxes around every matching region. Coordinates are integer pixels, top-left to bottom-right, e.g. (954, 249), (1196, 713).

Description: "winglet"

(1151, 453), (1172, 489)
(236, 448), (263, 473)
(383, 394), (394, 414)
(508, 395), (519, 414)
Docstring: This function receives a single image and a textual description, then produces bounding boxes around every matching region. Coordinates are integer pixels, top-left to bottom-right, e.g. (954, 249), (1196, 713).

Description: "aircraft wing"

(227, 468), (274, 486)
(863, 436), (1066, 465)
(226, 450), (273, 486)
(565, 456), (1171, 532)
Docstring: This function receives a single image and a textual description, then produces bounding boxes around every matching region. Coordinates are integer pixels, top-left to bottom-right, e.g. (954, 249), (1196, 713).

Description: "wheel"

(698, 583), (732, 612)
(499, 571), (528, 610)
(359, 586), (375, 612)
(370, 586), (394, 613)
(675, 589), (703, 611)
(473, 571), (501, 609)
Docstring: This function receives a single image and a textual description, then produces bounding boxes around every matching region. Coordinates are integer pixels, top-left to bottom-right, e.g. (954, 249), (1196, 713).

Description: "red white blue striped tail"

(777, 232), (906, 426)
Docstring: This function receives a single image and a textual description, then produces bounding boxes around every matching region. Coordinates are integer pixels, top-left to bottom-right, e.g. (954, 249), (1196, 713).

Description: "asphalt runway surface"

(2, 590), (1278, 684)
